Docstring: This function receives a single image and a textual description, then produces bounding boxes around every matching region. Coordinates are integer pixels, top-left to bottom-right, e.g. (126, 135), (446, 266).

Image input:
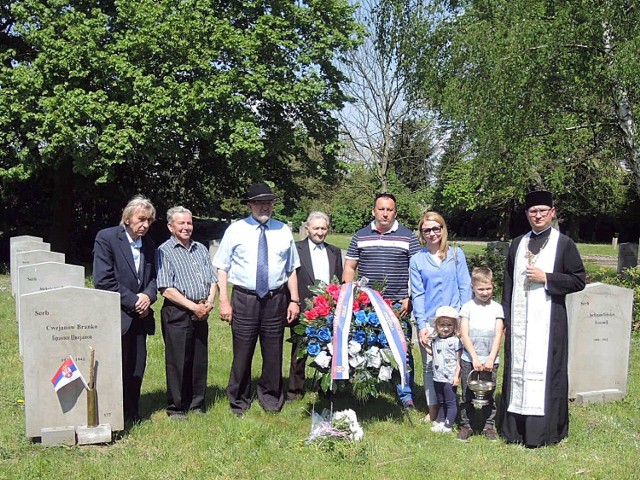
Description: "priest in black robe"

(500, 190), (586, 448)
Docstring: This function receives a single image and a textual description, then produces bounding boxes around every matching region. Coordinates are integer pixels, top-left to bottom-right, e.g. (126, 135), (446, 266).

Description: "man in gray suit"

(287, 211), (343, 400)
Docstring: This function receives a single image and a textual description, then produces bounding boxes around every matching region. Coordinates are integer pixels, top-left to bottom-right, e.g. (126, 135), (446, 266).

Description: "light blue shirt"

(124, 230), (142, 275)
(410, 246), (472, 330)
(213, 216), (300, 290)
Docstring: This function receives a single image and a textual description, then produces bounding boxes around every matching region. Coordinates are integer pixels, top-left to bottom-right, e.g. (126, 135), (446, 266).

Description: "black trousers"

(161, 300), (209, 414)
(228, 286), (288, 414)
(121, 320), (147, 420)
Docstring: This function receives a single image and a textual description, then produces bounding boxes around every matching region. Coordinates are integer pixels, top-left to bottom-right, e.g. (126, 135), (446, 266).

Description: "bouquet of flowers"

(292, 278), (408, 401)
(307, 408), (364, 444)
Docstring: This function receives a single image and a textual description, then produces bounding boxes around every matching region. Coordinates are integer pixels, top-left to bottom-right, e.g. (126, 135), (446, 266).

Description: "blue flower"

(354, 310), (366, 326)
(378, 331), (389, 347)
(367, 312), (380, 327)
(326, 314), (334, 328)
(305, 326), (318, 338)
(317, 327), (332, 343)
(366, 331), (378, 345)
(351, 330), (366, 344)
(307, 341), (321, 357)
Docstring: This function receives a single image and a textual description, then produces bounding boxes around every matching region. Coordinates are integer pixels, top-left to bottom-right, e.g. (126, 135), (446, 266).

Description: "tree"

(338, 0), (437, 192)
(402, 0), (636, 230)
(0, 0), (360, 258)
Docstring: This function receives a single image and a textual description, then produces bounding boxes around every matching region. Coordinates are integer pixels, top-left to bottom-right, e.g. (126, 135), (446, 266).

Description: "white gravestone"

(17, 261), (84, 356)
(567, 283), (634, 404)
(14, 250), (66, 321)
(21, 286), (124, 439)
(10, 241), (51, 295)
(10, 235), (43, 245)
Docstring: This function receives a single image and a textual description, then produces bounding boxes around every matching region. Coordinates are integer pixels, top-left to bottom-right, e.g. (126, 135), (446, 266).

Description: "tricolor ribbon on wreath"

(331, 281), (408, 387)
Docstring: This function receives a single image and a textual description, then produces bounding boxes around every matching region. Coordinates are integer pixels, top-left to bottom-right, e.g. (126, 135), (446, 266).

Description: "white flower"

(364, 346), (382, 368)
(314, 350), (332, 369)
(333, 409), (364, 442)
(378, 365), (393, 381)
(347, 340), (362, 355)
(327, 342), (333, 355)
(349, 353), (365, 368)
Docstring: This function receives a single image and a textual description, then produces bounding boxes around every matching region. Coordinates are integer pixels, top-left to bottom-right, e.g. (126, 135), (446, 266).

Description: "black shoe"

(169, 412), (187, 421)
(402, 400), (415, 411)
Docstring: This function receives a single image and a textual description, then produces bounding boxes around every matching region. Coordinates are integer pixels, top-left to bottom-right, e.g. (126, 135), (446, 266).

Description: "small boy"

(457, 267), (504, 442)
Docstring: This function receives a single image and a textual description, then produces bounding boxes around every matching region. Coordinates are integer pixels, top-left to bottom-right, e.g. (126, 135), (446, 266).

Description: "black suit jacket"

(93, 225), (157, 336)
(296, 239), (343, 307)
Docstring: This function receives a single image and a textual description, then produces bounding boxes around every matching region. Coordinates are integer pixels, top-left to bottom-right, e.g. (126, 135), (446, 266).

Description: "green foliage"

(466, 245), (507, 302)
(0, 0), (361, 251)
(400, 0), (637, 227)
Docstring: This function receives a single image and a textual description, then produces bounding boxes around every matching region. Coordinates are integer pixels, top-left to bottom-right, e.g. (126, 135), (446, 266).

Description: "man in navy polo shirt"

(343, 192), (421, 410)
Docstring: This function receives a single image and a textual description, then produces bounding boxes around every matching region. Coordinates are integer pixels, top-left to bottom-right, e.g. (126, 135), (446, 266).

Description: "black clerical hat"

(525, 190), (553, 209)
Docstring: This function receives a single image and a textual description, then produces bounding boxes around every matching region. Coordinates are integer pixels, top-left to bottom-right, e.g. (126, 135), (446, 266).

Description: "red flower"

(304, 308), (319, 320)
(353, 301), (360, 312)
(384, 299), (394, 308)
(314, 295), (330, 307)
(357, 292), (371, 305)
(316, 304), (331, 316)
(326, 284), (341, 302)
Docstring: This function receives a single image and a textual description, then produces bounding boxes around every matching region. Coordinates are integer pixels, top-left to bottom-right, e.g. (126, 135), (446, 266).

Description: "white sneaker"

(431, 422), (445, 432)
(440, 426), (453, 433)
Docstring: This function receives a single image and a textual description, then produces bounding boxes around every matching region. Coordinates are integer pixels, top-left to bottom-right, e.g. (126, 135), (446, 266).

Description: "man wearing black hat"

(500, 190), (586, 447)
(213, 183), (300, 415)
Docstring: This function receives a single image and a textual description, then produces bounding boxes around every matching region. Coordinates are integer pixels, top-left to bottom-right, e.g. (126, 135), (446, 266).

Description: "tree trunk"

(48, 157), (75, 261)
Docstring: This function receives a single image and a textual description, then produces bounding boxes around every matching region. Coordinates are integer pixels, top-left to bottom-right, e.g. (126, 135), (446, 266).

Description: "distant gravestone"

(10, 235), (43, 245)
(617, 243), (638, 273)
(17, 261), (85, 356)
(10, 241), (51, 296)
(21, 286), (123, 439)
(486, 241), (509, 257)
(567, 283), (634, 404)
(208, 239), (221, 262)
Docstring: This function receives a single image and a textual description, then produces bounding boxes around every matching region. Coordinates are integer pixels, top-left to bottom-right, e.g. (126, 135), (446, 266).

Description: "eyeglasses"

(421, 226), (442, 235)
(528, 208), (552, 217)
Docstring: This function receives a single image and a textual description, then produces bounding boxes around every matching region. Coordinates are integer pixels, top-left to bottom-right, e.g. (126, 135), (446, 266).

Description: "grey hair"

(305, 211), (330, 227)
(166, 206), (193, 224)
(120, 195), (156, 225)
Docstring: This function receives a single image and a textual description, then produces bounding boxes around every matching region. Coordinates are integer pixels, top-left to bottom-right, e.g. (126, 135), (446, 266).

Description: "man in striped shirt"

(157, 206), (218, 419)
(343, 192), (421, 409)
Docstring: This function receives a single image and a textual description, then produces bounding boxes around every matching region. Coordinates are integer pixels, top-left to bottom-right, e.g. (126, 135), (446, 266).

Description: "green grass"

(1, 272), (639, 479)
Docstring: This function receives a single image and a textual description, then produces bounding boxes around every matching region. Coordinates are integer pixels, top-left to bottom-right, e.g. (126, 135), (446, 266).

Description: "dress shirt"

(157, 237), (217, 301)
(213, 216), (300, 290)
(308, 238), (330, 284)
(410, 245), (472, 330)
(125, 230), (142, 274)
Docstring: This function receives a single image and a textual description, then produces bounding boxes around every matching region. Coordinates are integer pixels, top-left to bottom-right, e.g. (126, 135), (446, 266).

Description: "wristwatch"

(290, 299), (301, 305)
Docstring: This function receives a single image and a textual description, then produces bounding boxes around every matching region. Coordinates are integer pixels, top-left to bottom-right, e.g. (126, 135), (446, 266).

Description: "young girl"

(428, 306), (463, 433)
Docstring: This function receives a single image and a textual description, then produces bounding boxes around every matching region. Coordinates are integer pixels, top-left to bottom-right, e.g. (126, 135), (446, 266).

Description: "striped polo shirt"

(346, 221), (420, 301)
(157, 236), (217, 301)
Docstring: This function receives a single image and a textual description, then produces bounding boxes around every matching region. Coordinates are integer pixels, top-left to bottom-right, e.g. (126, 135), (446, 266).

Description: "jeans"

(396, 319), (414, 405)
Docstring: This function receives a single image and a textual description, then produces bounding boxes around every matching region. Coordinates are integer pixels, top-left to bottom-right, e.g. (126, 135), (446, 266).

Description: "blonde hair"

(418, 211), (449, 259)
(471, 267), (493, 284)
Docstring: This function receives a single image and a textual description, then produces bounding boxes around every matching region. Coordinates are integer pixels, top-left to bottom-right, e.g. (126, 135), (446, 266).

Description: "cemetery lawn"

(1, 272), (639, 480)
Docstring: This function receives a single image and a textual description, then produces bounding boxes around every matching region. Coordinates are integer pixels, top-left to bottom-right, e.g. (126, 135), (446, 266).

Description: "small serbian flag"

(51, 356), (86, 392)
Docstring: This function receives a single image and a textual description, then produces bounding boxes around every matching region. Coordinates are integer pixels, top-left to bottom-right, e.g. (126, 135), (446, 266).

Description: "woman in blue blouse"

(410, 211), (472, 424)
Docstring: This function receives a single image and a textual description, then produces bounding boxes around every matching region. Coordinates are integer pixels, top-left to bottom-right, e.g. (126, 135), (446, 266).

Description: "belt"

(233, 284), (286, 298)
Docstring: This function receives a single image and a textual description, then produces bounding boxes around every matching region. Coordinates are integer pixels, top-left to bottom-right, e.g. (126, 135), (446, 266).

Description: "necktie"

(256, 223), (269, 298)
